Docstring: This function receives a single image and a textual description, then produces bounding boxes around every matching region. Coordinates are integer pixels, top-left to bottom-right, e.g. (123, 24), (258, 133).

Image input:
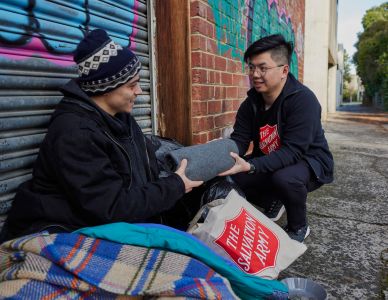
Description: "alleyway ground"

(279, 103), (388, 299)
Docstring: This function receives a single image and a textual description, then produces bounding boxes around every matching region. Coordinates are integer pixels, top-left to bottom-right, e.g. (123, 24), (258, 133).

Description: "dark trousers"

(160, 185), (206, 231)
(232, 160), (322, 231)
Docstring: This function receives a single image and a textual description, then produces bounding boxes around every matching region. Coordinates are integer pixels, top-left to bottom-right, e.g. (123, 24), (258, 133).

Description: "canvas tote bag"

(188, 190), (307, 279)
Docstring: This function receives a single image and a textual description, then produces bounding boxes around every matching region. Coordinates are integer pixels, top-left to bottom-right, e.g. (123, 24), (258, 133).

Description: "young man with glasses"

(219, 34), (334, 242)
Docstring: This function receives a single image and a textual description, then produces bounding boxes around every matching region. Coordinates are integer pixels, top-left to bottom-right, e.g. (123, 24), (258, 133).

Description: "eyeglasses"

(247, 64), (285, 76)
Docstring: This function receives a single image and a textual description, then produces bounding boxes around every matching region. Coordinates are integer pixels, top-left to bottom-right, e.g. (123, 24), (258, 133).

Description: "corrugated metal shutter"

(0, 0), (153, 231)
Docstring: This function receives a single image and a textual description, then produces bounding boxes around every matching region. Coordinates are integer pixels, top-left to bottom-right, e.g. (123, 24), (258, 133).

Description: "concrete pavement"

(278, 104), (388, 299)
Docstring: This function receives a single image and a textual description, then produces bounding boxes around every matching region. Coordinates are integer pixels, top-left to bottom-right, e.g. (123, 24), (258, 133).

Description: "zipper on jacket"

(276, 89), (301, 138)
(103, 130), (133, 190)
(143, 136), (154, 181)
(250, 89), (301, 139)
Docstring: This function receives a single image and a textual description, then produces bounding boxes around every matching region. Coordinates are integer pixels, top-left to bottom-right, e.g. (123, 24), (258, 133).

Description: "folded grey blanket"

(166, 138), (238, 181)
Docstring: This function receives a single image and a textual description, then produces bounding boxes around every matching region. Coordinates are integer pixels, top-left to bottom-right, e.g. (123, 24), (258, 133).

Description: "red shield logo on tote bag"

(214, 208), (280, 274)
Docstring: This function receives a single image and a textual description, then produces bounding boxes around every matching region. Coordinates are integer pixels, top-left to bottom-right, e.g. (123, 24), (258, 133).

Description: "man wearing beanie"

(219, 34), (334, 242)
(0, 29), (202, 242)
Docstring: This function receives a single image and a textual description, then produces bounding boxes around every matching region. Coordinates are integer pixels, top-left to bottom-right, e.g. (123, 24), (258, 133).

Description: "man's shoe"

(264, 199), (285, 221)
(284, 224), (310, 243)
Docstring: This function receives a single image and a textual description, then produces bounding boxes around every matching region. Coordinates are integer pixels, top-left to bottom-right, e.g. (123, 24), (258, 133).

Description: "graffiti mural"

(0, 0), (149, 223)
(0, 0), (142, 66)
(208, 0), (304, 78)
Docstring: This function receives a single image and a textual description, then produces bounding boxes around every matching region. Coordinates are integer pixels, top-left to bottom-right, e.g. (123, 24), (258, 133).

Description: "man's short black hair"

(244, 34), (293, 65)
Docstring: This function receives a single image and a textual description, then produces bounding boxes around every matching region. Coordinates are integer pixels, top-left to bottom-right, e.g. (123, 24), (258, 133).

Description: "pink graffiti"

(242, 0), (250, 28)
(279, 10), (292, 24)
(266, 0), (303, 57)
(129, 0), (139, 51)
(0, 36), (74, 66)
(268, 0), (292, 25)
(267, 0), (278, 10)
(0, 0), (142, 60)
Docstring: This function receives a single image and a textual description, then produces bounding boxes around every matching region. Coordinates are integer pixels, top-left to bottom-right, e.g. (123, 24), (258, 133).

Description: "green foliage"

(343, 49), (352, 84)
(362, 2), (388, 29)
(343, 49), (355, 102)
(353, 2), (388, 108)
(343, 85), (358, 102)
(343, 88), (351, 101)
(383, 75), (388, 110)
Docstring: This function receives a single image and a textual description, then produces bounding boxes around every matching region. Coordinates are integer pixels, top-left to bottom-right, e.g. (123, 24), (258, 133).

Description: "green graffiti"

(208, 0), (247, 59)
(208, 0), (299, 79)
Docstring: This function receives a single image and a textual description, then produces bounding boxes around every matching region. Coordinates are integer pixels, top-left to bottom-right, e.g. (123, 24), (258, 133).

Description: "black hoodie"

(2, 80), (185, 241)
(231, 73), (334, 184)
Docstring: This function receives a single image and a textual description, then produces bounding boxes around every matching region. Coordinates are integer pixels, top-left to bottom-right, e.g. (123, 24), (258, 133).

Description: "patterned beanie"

(74, 29), (141, 95)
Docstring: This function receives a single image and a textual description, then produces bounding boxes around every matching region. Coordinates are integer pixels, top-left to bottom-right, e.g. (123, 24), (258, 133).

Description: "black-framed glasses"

(247, 64), (285, 76)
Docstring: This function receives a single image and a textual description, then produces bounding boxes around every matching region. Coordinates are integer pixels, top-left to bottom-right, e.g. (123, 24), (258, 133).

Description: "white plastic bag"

(188, 190), (307, 279)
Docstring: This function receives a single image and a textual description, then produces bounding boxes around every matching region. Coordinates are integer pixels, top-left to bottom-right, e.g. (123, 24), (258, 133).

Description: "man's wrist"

(247, 162), (256, 174)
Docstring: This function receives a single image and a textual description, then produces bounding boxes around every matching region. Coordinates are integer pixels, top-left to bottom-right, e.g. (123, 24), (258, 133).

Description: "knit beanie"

(74, 29), (141, 95)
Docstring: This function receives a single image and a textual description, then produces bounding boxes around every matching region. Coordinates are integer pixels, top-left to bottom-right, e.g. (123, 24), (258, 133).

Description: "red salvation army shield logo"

(214, 208), (280, 274)
(259, 124), (281, 154)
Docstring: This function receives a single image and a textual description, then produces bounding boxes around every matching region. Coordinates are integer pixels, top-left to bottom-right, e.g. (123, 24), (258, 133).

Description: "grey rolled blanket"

(166, 138), (239, 181)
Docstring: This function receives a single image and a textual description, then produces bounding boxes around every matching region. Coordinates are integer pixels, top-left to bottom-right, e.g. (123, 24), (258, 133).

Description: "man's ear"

(282, 65), (290, 79)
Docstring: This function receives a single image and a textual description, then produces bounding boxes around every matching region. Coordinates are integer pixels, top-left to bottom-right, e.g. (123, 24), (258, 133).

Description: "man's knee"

(271, 168), (307, 192)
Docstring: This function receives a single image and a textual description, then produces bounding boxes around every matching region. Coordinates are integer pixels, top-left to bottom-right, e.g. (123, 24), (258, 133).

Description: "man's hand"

(175, 159), (204, 193)
(218, 152), (251, 176)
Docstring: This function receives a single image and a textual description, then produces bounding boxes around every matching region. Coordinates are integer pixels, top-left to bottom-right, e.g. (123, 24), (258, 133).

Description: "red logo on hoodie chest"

(259, 124), (281, 154)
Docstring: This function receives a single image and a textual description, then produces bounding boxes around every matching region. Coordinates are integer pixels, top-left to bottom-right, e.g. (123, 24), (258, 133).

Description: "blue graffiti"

(208, 0), (300, 78)
(0, 0), (140, 55)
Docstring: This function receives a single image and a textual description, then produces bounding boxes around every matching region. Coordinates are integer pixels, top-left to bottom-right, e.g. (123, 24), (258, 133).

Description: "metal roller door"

(0, 0), (154, 231)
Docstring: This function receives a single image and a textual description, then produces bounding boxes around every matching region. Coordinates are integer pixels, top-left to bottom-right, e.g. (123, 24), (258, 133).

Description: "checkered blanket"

(0, 232), (238, 299)
(78, 223), (289, 300)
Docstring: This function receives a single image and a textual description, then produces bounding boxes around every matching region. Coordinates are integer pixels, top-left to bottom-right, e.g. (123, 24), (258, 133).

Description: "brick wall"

(277, 0), (305, 80)
(190, 0), (305, 144)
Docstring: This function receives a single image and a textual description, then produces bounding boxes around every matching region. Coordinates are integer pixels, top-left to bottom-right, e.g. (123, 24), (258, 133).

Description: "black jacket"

(231, 73), (334, 184)
(3, 80), (185, 240)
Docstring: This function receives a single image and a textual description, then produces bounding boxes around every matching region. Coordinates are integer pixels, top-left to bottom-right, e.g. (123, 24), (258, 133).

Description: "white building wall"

(336, 69), (343, 107)
(328, 65), (337, 113)
(304, 0), (338, 119)
(336, 43), (344, 107)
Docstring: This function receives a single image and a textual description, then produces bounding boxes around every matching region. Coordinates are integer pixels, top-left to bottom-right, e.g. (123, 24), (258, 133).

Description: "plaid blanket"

(0, 232), (238, 299)
(78, 223), (288, 300)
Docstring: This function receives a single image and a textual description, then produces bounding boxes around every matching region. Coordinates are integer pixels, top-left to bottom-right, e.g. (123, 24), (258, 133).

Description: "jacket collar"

(55, 79), (130, 137)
